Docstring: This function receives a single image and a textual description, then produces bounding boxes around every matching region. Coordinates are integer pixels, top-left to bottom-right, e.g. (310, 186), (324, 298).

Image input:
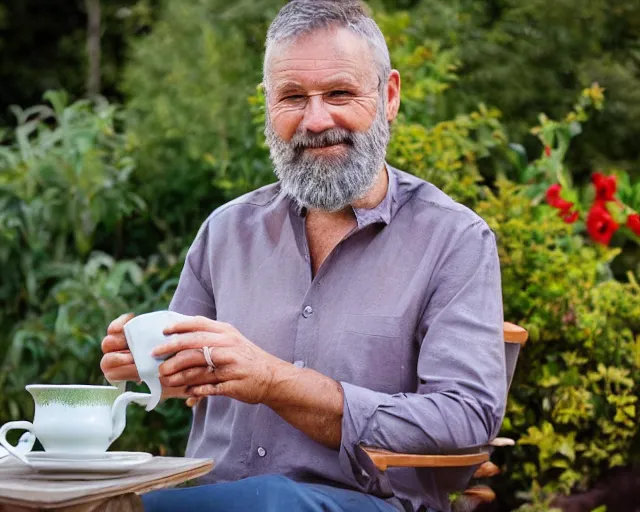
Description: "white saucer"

(24, 451), (153, 474)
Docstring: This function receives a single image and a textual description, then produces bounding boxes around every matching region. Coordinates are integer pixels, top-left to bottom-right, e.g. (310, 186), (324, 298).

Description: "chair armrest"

(489, 437), (515, 447)
(463, 486), (497, 502)
(503, 322), (528, 344)
(472, 461), (500, 478)
(361, 446), (490, 471)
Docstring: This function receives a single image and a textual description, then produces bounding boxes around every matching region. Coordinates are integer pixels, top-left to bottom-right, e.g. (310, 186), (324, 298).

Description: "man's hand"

(100, 312), (190, 401)
(153, 315), (344, 449)
(100, 313), (140, 383)
(153, 316), (284, 404)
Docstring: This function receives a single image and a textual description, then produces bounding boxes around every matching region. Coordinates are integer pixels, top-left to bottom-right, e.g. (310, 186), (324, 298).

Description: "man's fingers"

(101, 363), (140, 383)
(185, 397), (202, 408)
(189, 382), (232, 398)
(152, 332), (229, 357)
(107, 313), (135, 335)
(162, 366), (226, 388)
(101, 334), (128, 354)
(163, 316), (232, 336)
(158, 349), (202, 376)
(159, 347), (235, 377)
(100, 351), (134, 369)
(189, 384), (218, 397)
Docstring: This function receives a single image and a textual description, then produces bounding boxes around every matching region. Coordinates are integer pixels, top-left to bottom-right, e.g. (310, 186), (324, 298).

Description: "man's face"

(264, 27), (394, 212)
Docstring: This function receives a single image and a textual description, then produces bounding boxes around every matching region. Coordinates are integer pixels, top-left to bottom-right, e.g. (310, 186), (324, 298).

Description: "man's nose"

(300, 95), (335, 134)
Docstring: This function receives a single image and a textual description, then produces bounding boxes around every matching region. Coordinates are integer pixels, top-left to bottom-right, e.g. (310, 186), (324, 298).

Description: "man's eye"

(283, 95), (305, 101)
(328, 90), (351, 97)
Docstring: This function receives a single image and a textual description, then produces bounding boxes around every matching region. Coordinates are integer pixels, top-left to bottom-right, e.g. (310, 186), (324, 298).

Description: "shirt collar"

(288, 164), (398, 229)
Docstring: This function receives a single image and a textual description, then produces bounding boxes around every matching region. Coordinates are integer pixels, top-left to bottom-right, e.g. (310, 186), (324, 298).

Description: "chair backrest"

(503, 322), (528, 390)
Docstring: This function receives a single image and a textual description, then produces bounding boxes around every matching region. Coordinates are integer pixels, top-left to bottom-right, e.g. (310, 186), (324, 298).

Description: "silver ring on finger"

(201, 346), (215, 373)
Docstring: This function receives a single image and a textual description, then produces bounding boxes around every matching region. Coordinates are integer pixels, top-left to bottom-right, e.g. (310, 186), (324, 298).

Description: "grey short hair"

(263, 0), (391, 92)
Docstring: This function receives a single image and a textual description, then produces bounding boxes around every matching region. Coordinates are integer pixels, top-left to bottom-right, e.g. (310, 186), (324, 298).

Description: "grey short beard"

(265, 97), (390, 212)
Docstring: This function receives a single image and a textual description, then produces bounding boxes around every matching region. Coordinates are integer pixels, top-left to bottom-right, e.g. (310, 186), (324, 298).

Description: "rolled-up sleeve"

(338, 220), (506, 488)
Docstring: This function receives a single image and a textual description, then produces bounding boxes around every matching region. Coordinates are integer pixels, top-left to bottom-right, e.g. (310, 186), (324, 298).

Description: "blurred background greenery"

(0, 1), (639, 510)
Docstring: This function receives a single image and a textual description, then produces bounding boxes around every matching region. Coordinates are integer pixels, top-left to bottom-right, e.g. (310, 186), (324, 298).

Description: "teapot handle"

(0, 421), (34, 465)
(110, 392), (152, 443)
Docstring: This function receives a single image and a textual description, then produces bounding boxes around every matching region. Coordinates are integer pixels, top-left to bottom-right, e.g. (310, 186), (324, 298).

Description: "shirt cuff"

(338, 381), (394, 496)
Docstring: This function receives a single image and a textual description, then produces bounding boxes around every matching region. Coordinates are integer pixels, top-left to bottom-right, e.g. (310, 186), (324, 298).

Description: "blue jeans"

(141, 474), (399, 512)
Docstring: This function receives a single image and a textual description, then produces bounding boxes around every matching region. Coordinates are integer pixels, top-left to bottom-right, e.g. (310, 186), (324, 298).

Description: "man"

(100, 1), (506, 511)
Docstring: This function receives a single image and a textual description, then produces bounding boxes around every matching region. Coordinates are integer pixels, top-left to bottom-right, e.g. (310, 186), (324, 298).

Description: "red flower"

(627, 213), (640, 236)
(591, 172), (617, 201)
(546, 184), (574, 212)
(561, 210), (579, 224)
(544, 145), (552, 157)
(586, 201), (619, 245)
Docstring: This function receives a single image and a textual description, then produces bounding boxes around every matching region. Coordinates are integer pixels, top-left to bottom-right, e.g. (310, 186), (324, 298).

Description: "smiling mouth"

(303, 143), (349, 153)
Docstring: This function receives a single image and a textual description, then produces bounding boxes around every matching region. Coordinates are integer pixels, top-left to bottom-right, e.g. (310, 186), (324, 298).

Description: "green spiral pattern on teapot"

(28, 387), (120, 406)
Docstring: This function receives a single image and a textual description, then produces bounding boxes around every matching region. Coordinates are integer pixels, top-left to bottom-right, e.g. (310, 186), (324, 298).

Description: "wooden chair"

(361, 322), (528, 511)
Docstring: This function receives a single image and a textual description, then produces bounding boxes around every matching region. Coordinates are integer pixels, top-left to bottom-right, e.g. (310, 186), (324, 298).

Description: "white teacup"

(124, 311), (192, 411)
(0, 385), (150, 464)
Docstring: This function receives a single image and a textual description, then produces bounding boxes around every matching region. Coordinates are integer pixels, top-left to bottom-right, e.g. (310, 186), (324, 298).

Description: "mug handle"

(0, 421), (34, 465)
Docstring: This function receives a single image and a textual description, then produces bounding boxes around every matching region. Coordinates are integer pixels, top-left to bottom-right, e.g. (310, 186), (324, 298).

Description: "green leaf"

(509, 143), (529, 170)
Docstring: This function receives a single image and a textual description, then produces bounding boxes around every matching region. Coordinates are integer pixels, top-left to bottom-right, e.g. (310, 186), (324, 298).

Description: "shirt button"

(257, 447), (267, 457)
(294, 360), (305, 368)
(302, 306), (313, 318)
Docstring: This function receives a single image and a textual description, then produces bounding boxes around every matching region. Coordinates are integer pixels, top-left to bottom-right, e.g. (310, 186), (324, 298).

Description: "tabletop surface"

(0, 456), (214, 509)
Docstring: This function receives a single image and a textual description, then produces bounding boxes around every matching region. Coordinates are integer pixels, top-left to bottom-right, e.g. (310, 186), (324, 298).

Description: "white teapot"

(0, 384), (150, 464)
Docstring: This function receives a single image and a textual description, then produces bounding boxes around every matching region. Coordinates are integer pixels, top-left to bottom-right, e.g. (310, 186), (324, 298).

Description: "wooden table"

(0, 456), (213, 511)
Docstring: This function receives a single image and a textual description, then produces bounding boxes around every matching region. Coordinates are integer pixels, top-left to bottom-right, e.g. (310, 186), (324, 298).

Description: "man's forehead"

(267, 26), (374, 83)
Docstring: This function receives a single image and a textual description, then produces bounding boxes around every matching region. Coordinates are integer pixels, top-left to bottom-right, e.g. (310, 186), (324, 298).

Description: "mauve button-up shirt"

(169, 165), (506, 512)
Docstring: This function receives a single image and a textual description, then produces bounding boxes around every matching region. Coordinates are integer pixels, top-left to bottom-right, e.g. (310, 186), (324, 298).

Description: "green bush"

(387, 107), (505, 205)
(396, 0), (640, 176)
(0, 91), (143, 328)
(475, 180), (640, 508)
(0, 92), (191, 454)
(122, 0), (283, 239)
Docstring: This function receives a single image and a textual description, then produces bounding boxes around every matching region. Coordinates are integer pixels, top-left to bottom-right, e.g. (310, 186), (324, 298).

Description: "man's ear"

(386, 70), (401, 122)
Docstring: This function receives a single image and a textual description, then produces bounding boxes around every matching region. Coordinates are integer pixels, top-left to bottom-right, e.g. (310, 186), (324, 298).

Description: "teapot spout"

(110, 392), (152, 443)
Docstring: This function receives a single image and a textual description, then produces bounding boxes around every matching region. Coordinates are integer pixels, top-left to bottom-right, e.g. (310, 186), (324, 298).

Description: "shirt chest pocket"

(328, 314), (410, 394)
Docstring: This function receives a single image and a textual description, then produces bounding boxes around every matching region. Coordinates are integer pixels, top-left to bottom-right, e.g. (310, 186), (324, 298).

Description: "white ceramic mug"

(0, 385), (150, 464)
(124, 310), (192, 411)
